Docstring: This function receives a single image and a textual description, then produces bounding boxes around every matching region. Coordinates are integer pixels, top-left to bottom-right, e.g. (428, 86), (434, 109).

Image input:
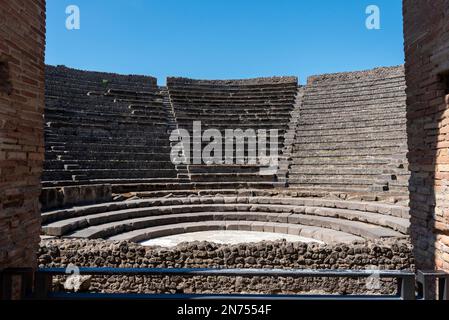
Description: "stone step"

(189, 173), (276, 182)
(305, 79), (405, 96)
(175, 117), (292, 124)
(305, 74), (404, 89)
(173, 107), (294, 114)
(300, 96), (405, 110)
(174, 123), (289, 130)
(108, 221), (362, 244)
(168, 82), (298, 89)
(299, 103), (405, 117)
(302, 91), (405, 106)
(46, 103), (168, 114)
(45, 110), (168, 121)
(292, 139), (406, 151)
(170, 93), (296, 101)
(286, 214), (404, 240)
(41, 178), (181, 189)
(42, 196), (409, 228)
(288, 166), (409, 176)
(296, 118), (405, 131)
(295, 126), (406, 138)
(44, 160), (176, 170)
(288, 176), (387, 186)
(297, 112), (406, 126)
(110, 182), (281, 193)
(43, 170), (177, 181)
(45, 152), (172, 162)
(45, 202), (407, 241)
(300, 100), (405, 114)
(42, 194), (410, 221)
(66, 215), (362, 245)
(45, 120), (167, 131)
(47, 144), (172, 153)
(188, 164), (268, 174)
(304, 85), (406, 103)
(293, 131), (406, 143)
(291, 147), (406, 158)
(168, 86), (298, 94)
(175, 110), (293, 117)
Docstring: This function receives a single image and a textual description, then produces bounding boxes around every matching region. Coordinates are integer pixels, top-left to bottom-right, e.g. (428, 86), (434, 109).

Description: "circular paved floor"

(140, 230), (323, 247)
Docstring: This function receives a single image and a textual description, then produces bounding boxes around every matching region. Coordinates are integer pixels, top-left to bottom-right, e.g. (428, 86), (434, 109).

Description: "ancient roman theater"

(40, 65), (410, 245)
(34, 65), (414, 294)
(1, 0), (449, 300)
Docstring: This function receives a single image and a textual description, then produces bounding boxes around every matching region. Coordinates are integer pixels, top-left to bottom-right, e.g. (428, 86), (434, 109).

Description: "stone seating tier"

(42, 66), (410, 206)
(167, 76), (298, 187)
(287, 66), (409, 197)
(40, 195), (410, 245)
(44, 65), (179, 186)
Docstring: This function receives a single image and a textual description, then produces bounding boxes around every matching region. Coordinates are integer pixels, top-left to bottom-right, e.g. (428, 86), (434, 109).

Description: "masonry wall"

(0, 0), (46, 270)
(403, 0), (449, 270)
(39, 239), (414, 295)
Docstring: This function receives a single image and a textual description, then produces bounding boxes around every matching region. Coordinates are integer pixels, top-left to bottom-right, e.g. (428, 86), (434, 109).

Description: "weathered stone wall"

(40, 184), (112, 211)
(167, 76), (298, 86)
(38, 239), (414, 295)
(0, 0), (46, 270)
(403, 0), (449, 271)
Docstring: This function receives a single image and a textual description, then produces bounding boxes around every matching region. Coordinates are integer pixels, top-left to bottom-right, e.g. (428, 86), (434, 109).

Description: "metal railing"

(1, 267), (418, 300)
(416, 270), (449, 300)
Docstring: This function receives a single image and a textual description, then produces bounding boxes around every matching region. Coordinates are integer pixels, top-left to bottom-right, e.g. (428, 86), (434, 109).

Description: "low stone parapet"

(40, 184), (112, 211)
(38, 239), (414, 295)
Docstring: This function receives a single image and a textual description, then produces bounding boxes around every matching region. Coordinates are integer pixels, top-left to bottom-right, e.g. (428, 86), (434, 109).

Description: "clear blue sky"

(46, 0), (404, 85)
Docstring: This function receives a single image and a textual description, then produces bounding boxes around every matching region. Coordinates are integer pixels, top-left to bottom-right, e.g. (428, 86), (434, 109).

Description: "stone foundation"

(38, 239), (414, 295)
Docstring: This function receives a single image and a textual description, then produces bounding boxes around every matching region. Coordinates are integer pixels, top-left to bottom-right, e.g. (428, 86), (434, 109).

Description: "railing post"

(21, 270), (34, 299)
(416, 270), (449, 300)
(438, 276), (449, 300)
(399, 275), (416, 300)
(422, 275), (434, 300)
(0, 271), (13, 300)
(34, 272), (52, 300)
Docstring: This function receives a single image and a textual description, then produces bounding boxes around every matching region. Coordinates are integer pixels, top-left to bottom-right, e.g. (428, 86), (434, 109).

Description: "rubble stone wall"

(38, 239), (414, 295)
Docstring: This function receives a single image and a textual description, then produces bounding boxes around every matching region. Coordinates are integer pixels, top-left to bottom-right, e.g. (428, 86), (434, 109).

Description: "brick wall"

(0, 0), (46, 270)
(403, 0), (449, 270)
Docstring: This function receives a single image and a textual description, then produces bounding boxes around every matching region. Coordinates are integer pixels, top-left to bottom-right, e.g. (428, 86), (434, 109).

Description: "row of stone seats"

(43, 65), (180, 188)
(45, 65), (155, 92)
(42, 66), (411, 210)
(41, 195), (409, 245)
(167, 77), (298, 188)
(287, 66), (409, 200)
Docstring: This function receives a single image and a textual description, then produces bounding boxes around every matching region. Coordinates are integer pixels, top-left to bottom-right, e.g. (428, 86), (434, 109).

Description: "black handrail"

(37, 267), (415, 278)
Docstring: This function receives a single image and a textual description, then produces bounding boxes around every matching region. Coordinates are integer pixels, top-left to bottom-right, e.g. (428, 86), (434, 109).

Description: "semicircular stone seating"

(41, 192), (410, 245)
(287, 66), (409, 202)
(42, 65), (181, 193)
(166, 76), (298, 189)
(40, 65), (411, 246)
